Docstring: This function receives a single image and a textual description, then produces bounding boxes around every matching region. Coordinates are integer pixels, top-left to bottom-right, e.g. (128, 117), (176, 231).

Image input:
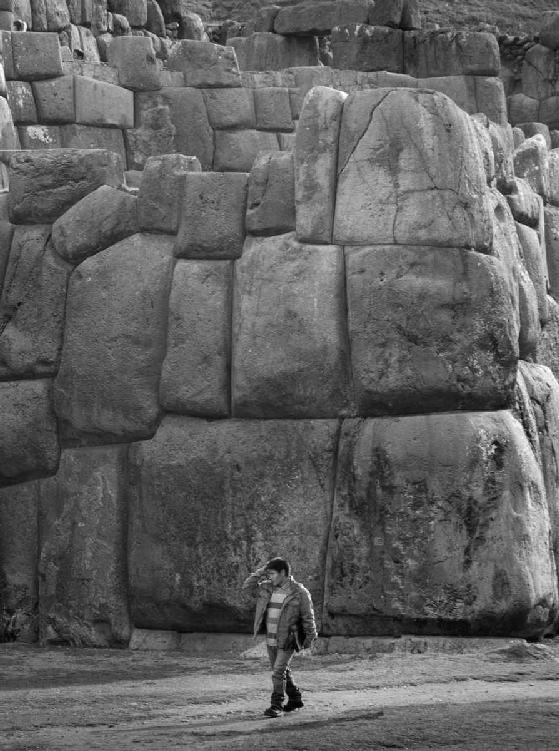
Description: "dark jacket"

(242, 571), (318, 650)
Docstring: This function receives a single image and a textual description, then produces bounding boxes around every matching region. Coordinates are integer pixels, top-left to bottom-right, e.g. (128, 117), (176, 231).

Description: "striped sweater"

(266, 583), (290, 647)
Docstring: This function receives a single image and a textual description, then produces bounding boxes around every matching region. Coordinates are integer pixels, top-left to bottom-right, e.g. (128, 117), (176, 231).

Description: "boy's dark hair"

(266, 557), (290, 576)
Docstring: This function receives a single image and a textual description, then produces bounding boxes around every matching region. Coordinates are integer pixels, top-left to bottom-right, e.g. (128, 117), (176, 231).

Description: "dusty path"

(1, 641), (559, 750)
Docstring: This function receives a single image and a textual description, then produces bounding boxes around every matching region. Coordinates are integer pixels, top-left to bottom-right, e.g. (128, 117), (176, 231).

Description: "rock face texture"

(38, 446), (130, 646)
(128, 417), (339, 631)
(53, 233), (174, 444)
(2, 18), (559, 646)
(324, 412), (557, 638)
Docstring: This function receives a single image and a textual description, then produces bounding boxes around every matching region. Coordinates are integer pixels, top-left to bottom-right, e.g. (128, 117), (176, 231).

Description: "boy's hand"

(255, 565), (269, 576)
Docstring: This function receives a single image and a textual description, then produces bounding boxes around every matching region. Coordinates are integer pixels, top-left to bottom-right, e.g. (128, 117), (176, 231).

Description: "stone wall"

(1, 0), (559, 647)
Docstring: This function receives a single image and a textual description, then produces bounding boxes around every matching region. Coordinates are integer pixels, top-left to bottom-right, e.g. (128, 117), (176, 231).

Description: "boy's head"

(266, 557), (290, 586)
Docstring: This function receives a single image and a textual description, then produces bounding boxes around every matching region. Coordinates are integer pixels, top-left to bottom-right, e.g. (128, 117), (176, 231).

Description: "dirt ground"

(1, 639), (559, 751)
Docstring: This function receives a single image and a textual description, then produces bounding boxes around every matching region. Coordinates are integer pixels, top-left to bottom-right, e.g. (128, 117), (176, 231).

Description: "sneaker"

(283, 698), (304, 712)
(263, 706), (283, 718)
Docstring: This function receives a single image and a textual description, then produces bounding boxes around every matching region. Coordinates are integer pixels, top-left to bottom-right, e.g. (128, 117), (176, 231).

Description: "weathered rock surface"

(230, 32), (319, 71)
(213, 129), (279, 172)
(159, 260), (231, 417)
(516, 222), (549, 324)
(518, 361), (559, 581)
(537, 296), (559, 379)
(0, 481), (39, 642)
(246, 151), (295, 236)
(0, 379), (59, 486)
(513, 134), (550, 201)
(331, 24), (404, 73)
(8, 149), (124, 224)
(137, 153), (201, 234)
(167, 40), (240, 87)
(175, 172), (248, 259)
(128, 416), (338, 631)
(404, 30), (500, 78)
(54, 234), (174, 445)
(274, 0), (372, 35)
(506, 177), (542, 228)
(323, 412), (558, 637)
(544, 205), (559, 302)
(10, 31), (63, 80)
(295, 86), (346, 244)
(232, 233), (350, 418)
(346, 245), (518, 416)
(333, 89), (492, 249)
(134, 87), (213, 170)
(107, 35), (160, 91)
(0, 247), (71, 379)
(38, 446), (130, 646)
(52, 185), (138, 264)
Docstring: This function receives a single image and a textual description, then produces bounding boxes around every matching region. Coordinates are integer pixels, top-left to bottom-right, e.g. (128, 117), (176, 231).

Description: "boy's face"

(267, 569), (285, 587)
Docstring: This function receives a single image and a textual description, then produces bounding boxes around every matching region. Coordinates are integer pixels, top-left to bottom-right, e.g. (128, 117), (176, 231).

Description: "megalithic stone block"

(8, 148), (124, 224)
(516, 221), (549, 324)
(175, 171), (248, 259)
(107, 35), (161, 91)
(333, 88), (492, 249)
(38, 445), (131, 647)
(295, 86), (346, 244)
(323, 411), (558, 638)
(52, 184), (138, 264)
(137, 153), (201, 235)
(404, 30), (500, 78)
(53, 233), (174, 444)
(246, 151), (295, 236)
(127, 416), (338, 631)
(167, 40), (241, 88)
(345, 245), (518, 416)
(159, 260), (232, 417)
(0, 481), (39, 642)
(229, 32), (319, 72)
(0, 379), (59, 487)
(331, 24), (404, 73)
(10, 31), (63, 79)
(232, 233), (351, 419)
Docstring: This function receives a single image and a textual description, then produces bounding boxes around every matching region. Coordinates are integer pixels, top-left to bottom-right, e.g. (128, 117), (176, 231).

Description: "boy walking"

(242, 557), (318, 718)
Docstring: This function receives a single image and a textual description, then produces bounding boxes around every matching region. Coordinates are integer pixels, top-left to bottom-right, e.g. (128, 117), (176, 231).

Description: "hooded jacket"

(242, 570), (318, 650)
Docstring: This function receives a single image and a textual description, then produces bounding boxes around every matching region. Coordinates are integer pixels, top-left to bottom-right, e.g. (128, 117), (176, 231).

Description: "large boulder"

(159, 260), (232, 417)
(232, 233), (350, 418)
(51, 185), (138, 265)
(333, 89), (492, 250)
(53, 234), (174, 444)
(0, 481), (39, 642)
(0, 379), (59, 487)
(8, 149), (124, 224)
(128, 416), (338, 631)
(38, 445), (131, 646)
(346, 245), (518, 416)
(324, 411), (558, 637)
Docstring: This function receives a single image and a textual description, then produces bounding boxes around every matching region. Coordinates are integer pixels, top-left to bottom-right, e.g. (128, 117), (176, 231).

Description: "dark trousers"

(267, 645), (301, 708)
